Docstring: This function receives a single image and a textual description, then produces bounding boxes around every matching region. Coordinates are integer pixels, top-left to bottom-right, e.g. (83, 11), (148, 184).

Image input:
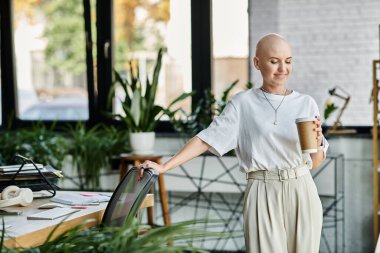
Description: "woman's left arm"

(310, 115), (325, 169)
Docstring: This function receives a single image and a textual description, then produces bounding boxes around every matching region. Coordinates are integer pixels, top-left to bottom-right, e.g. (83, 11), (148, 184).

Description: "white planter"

(129, 132), (155, 155)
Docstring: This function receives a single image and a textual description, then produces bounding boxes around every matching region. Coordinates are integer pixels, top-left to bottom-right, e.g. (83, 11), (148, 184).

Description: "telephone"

(0, 186), (33, 208)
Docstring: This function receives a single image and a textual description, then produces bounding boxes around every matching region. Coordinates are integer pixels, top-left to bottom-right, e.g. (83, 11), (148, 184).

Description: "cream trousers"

(243, 166), (323, 253)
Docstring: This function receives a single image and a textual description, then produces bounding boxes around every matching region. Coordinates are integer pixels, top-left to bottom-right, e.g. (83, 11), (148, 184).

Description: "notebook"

(51, 193), (110, 206)
(27, 208), (80, 220)
(0, 225), (12, 230)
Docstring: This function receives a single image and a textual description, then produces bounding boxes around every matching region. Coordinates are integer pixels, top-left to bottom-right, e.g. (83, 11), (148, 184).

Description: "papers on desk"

(51, 192), (111, 206)
(0, 164), (44, 172)
(0, 165), (63, 179)
(0, 225), (12, 230)
(27, 208), (80, 220)
(0, 165), (62, 192)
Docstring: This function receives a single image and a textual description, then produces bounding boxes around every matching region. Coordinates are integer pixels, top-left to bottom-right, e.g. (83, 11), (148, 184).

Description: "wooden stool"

(119, 154), (170, 226)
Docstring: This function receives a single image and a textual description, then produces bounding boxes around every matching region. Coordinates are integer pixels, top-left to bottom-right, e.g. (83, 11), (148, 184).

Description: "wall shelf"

(372, 59), (380, 248)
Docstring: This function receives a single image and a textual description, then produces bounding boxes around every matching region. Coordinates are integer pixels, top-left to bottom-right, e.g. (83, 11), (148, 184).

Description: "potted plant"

(0, 122), (69, 170)
(110, 48), (192, 155)
(66, 122), (129, 190)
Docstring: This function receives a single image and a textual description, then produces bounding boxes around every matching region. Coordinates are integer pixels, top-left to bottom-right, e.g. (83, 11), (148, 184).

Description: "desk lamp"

(326, 86), (357, 136)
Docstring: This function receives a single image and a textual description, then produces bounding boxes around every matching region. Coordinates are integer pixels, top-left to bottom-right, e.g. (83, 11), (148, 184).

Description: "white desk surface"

(1, 191), (153, 248)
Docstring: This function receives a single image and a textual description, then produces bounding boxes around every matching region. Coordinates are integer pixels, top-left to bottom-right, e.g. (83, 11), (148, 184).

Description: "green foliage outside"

(39, 0), (170, 74)
(43, 0), (86, 75)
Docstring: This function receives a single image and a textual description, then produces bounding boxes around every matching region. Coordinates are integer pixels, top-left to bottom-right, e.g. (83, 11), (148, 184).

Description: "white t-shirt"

(196, 88), (329, 173)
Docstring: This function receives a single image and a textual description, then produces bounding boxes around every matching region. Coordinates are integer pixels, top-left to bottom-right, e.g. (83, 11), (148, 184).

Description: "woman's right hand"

(136, 137), (210, 180)
(137, 160), (166, 180)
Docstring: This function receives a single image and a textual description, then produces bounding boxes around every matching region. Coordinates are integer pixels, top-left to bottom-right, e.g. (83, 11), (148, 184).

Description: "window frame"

(0, 0), (96, 129)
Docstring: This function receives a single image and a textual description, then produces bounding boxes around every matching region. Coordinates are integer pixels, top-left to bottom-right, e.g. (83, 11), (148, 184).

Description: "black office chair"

(102, 167), (158, 227)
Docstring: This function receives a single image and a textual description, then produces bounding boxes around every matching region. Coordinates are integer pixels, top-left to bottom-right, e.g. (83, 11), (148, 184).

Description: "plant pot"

(129, 132), (155, 155)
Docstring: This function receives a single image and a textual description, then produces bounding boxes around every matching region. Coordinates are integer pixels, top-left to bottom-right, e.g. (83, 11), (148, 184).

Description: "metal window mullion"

(191, 0), (212, 113)
(0, 0), (17, 129)
(96, 0), (113, 123)
(83, 0), (96, 126)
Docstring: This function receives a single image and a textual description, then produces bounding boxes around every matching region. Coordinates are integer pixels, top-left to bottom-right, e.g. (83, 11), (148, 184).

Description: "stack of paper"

(0, 165), (63, 180)
(51, 192), (110, 206)
(0, 164), (63, 192)
(0, 164), (44, 172)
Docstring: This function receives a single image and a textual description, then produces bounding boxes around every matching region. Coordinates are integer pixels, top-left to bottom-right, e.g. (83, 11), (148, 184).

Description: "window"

(12, 0), (89, 121)
(0, 26), (2, 125)
(112, 0), (192, 118)
(212, 0), (249, 100)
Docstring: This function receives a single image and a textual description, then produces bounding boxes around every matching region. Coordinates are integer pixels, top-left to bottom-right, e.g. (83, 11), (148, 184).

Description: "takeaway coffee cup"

(295, 117), (318, 153)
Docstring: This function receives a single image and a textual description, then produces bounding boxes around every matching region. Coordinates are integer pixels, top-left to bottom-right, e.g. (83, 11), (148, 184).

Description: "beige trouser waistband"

(246, 165), (309, 182)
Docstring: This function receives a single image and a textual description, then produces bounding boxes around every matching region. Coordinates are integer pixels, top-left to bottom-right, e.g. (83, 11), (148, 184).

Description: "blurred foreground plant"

(0, 217), (230, 253)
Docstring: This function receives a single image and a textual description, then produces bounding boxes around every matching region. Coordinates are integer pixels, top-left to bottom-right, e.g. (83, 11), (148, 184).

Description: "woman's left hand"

(313, 115), (323, 146)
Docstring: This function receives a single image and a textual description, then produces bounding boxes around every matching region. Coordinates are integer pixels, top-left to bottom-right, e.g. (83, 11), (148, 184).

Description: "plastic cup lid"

(295, 117), (315, 123)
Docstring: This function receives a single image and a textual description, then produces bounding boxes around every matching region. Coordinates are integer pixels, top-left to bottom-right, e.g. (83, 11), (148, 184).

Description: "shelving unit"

(372, 59), (380, 246)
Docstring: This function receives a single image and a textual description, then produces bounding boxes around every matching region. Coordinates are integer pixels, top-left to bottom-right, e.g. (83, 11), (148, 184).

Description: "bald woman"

(138, 33), (329, 253)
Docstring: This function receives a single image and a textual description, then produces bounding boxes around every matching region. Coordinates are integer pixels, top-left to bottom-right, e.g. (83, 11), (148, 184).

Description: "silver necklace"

(260, 87), (287, 125)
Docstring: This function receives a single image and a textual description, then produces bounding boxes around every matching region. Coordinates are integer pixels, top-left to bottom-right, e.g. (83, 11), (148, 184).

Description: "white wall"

(249, 0), (380, 126)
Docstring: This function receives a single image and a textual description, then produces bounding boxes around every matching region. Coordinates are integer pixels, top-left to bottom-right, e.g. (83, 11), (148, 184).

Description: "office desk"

(2, 191), (154, 248)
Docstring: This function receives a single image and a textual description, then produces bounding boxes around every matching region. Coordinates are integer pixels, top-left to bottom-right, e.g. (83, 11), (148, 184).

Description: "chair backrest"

(102, 167), (158, 227)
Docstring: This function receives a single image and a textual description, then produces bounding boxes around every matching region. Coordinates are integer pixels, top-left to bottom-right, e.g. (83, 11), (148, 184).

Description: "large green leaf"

(144, 76), (151, 106)
(114, 70), (129, 94)
(146, 48), (163, 112)
(122, 102), (138, 131)
(139, 98), (148, 130)
(144, 105), (164, 131)
(130, 90), (141, 127)
(129, 60), (138, 92)
(109, 70), (132, 113)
